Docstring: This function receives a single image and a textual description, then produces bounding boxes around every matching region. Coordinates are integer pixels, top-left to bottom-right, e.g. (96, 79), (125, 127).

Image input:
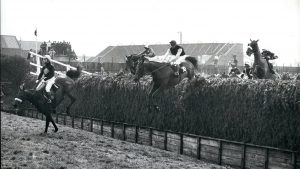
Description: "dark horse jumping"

(125, 54), (197, 112)
(13, 67), (82, 133)
(246, 39), (280, 79)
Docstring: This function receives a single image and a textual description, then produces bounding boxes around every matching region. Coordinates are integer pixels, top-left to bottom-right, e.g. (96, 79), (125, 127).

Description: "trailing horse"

(125, 54), (197, 112)
(13, 66), (82, 133)
(246, 39), (280, 79)
(13, 83), (58, 133)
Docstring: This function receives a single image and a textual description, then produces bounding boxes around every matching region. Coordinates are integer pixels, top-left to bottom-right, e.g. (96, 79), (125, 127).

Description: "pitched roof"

(91, 43), (244, 65)
(19, 40), (43, 51)
(1, 35), (21, 49)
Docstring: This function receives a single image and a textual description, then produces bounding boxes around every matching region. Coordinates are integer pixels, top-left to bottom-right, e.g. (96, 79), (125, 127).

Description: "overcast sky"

(1, 0), (300, 65)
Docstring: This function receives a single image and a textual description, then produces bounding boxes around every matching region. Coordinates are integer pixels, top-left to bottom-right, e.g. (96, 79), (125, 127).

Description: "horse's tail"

(66, 65), (82, 80)
(185, 56), (198, 68)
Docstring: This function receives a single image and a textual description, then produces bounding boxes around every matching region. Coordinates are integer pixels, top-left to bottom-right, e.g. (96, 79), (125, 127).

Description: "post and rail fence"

(2, 109), (299, 169)
(29, 52), (92, 76)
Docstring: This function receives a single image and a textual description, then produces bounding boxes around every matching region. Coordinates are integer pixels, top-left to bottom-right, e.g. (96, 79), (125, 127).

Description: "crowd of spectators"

(38, 41), (77, 60)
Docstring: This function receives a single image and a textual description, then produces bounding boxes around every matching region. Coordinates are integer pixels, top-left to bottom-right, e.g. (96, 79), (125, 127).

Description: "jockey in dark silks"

(138, 44), (155, 58)
(261, 49), (278, 74)
(165, 40), (186, 77)
(36, 55), (55, 103)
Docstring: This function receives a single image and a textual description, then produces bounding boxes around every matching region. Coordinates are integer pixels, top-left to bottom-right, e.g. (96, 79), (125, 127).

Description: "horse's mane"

(66, 66), (82, 80)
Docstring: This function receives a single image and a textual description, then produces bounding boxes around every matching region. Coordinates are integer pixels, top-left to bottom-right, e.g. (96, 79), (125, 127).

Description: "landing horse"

(13, 66), (82, 133)
(125, 54), (197, 112)
(14, 83), (58, 133)
(246, 39), (279, 79)
(36, 66), (82, 115)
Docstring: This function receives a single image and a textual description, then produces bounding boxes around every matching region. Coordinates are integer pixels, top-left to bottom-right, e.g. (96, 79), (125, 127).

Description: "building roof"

(91, 43), (244, 65)
(1, 35), (21, 49)
(19, 40), (43, 51)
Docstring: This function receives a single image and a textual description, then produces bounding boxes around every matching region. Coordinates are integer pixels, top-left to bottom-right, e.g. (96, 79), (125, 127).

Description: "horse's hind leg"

(65, 92), (76, 115)
(46, 114), (58, 132)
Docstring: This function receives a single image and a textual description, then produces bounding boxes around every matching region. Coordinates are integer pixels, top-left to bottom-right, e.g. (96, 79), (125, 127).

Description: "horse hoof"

(53, 128), (58, 133)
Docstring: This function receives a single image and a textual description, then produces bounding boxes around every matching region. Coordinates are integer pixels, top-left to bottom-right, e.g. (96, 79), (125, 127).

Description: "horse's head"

(125, 54), (140, 75)
(246, 39), (259, 56)
(13, 83), (27, 108)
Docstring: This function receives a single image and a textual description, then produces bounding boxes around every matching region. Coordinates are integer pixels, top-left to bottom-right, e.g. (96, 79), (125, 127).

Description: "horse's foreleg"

(149, 86), (164, 112)
(148, 83), (160, 112)
(65, 92), (76, 115)
(45, 115), (50, 133)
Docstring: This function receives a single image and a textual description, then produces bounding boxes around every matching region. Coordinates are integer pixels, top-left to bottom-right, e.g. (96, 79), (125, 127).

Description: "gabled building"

(91, 43), (244, 66)
(1, 35), (23, 57)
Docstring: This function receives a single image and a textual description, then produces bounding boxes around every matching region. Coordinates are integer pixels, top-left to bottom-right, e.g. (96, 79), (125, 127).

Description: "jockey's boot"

(45, 92), (52, 103)
(171, 64), (180, 77)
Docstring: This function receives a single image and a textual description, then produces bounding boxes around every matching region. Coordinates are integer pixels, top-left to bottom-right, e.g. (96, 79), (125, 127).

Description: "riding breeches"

(36, 77), (56, 92)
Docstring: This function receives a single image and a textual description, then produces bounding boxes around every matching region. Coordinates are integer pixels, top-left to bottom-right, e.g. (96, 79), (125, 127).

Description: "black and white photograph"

(1, 0), (300, 168)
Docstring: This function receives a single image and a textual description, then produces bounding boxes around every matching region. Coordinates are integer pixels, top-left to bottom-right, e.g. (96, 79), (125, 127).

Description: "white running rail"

(29, 52), (92, 76)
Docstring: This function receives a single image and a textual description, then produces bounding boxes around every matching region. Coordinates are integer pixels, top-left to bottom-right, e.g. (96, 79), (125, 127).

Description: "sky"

(1, 0), (300, 66)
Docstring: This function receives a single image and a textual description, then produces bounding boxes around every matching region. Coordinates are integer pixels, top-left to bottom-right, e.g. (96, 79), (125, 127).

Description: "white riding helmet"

(44, 55), (51, 61)
(144, 44), (149, 49)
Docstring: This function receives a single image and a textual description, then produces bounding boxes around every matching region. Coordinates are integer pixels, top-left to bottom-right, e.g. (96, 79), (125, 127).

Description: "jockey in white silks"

(35, 55), (56, 103)
(146, 40), (187, 76)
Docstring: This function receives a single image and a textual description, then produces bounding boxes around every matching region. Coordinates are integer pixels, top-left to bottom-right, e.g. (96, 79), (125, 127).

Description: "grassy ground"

(1, 112), (232, 169)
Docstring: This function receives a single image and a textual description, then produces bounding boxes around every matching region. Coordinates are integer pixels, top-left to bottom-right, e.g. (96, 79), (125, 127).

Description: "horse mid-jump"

(246, 39), (280, 79)
(126, 54), (197, 112)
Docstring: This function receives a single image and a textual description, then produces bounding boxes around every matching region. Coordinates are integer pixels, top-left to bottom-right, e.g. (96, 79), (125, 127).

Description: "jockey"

(261, 49), (277, 74)
(36, 55), (55, 103)
(164, 40), (186, 76)
(138, 44), (155, 58)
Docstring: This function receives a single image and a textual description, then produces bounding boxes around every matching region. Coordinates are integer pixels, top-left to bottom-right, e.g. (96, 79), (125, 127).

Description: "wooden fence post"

(135, 125), (139, 143)
(218, 140), (223, 165)
(81, 118), (84, 130)
(72, 115), (74, 128)
(149, 128), (153, 146)
(197, 137), (201, 160)
(111, 122), (114, 138)
(100, 120), (103, 135)
(180, 133), (183, 154)
(122, 124), (126, 141)
(63, 114), (66, 125)
(90, 118), (93, 132)
(264, 148), (269, 169)
(241, 144), (246, 169)
(292, 152), (297, 169)
(164, 131), (168, 151)
(31, 110), (34, 118)
(36, 111), (39, 119)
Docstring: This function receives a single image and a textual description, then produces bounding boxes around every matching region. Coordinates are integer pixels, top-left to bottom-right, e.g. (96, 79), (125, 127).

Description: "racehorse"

(246, 39), (279, 79)
(13, 66), (82, 133)
(125, 54), (197, 112)
(13, 83), (58, 133)
(15, 65), (81, 112)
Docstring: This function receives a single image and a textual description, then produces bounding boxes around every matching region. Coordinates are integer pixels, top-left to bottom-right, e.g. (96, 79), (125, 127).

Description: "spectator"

(49, 48), (56, 59)
(27, 49), (33, 60)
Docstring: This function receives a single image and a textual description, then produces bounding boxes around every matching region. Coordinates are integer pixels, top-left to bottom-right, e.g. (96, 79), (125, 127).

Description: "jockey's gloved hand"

(35, 80), (39, 83)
